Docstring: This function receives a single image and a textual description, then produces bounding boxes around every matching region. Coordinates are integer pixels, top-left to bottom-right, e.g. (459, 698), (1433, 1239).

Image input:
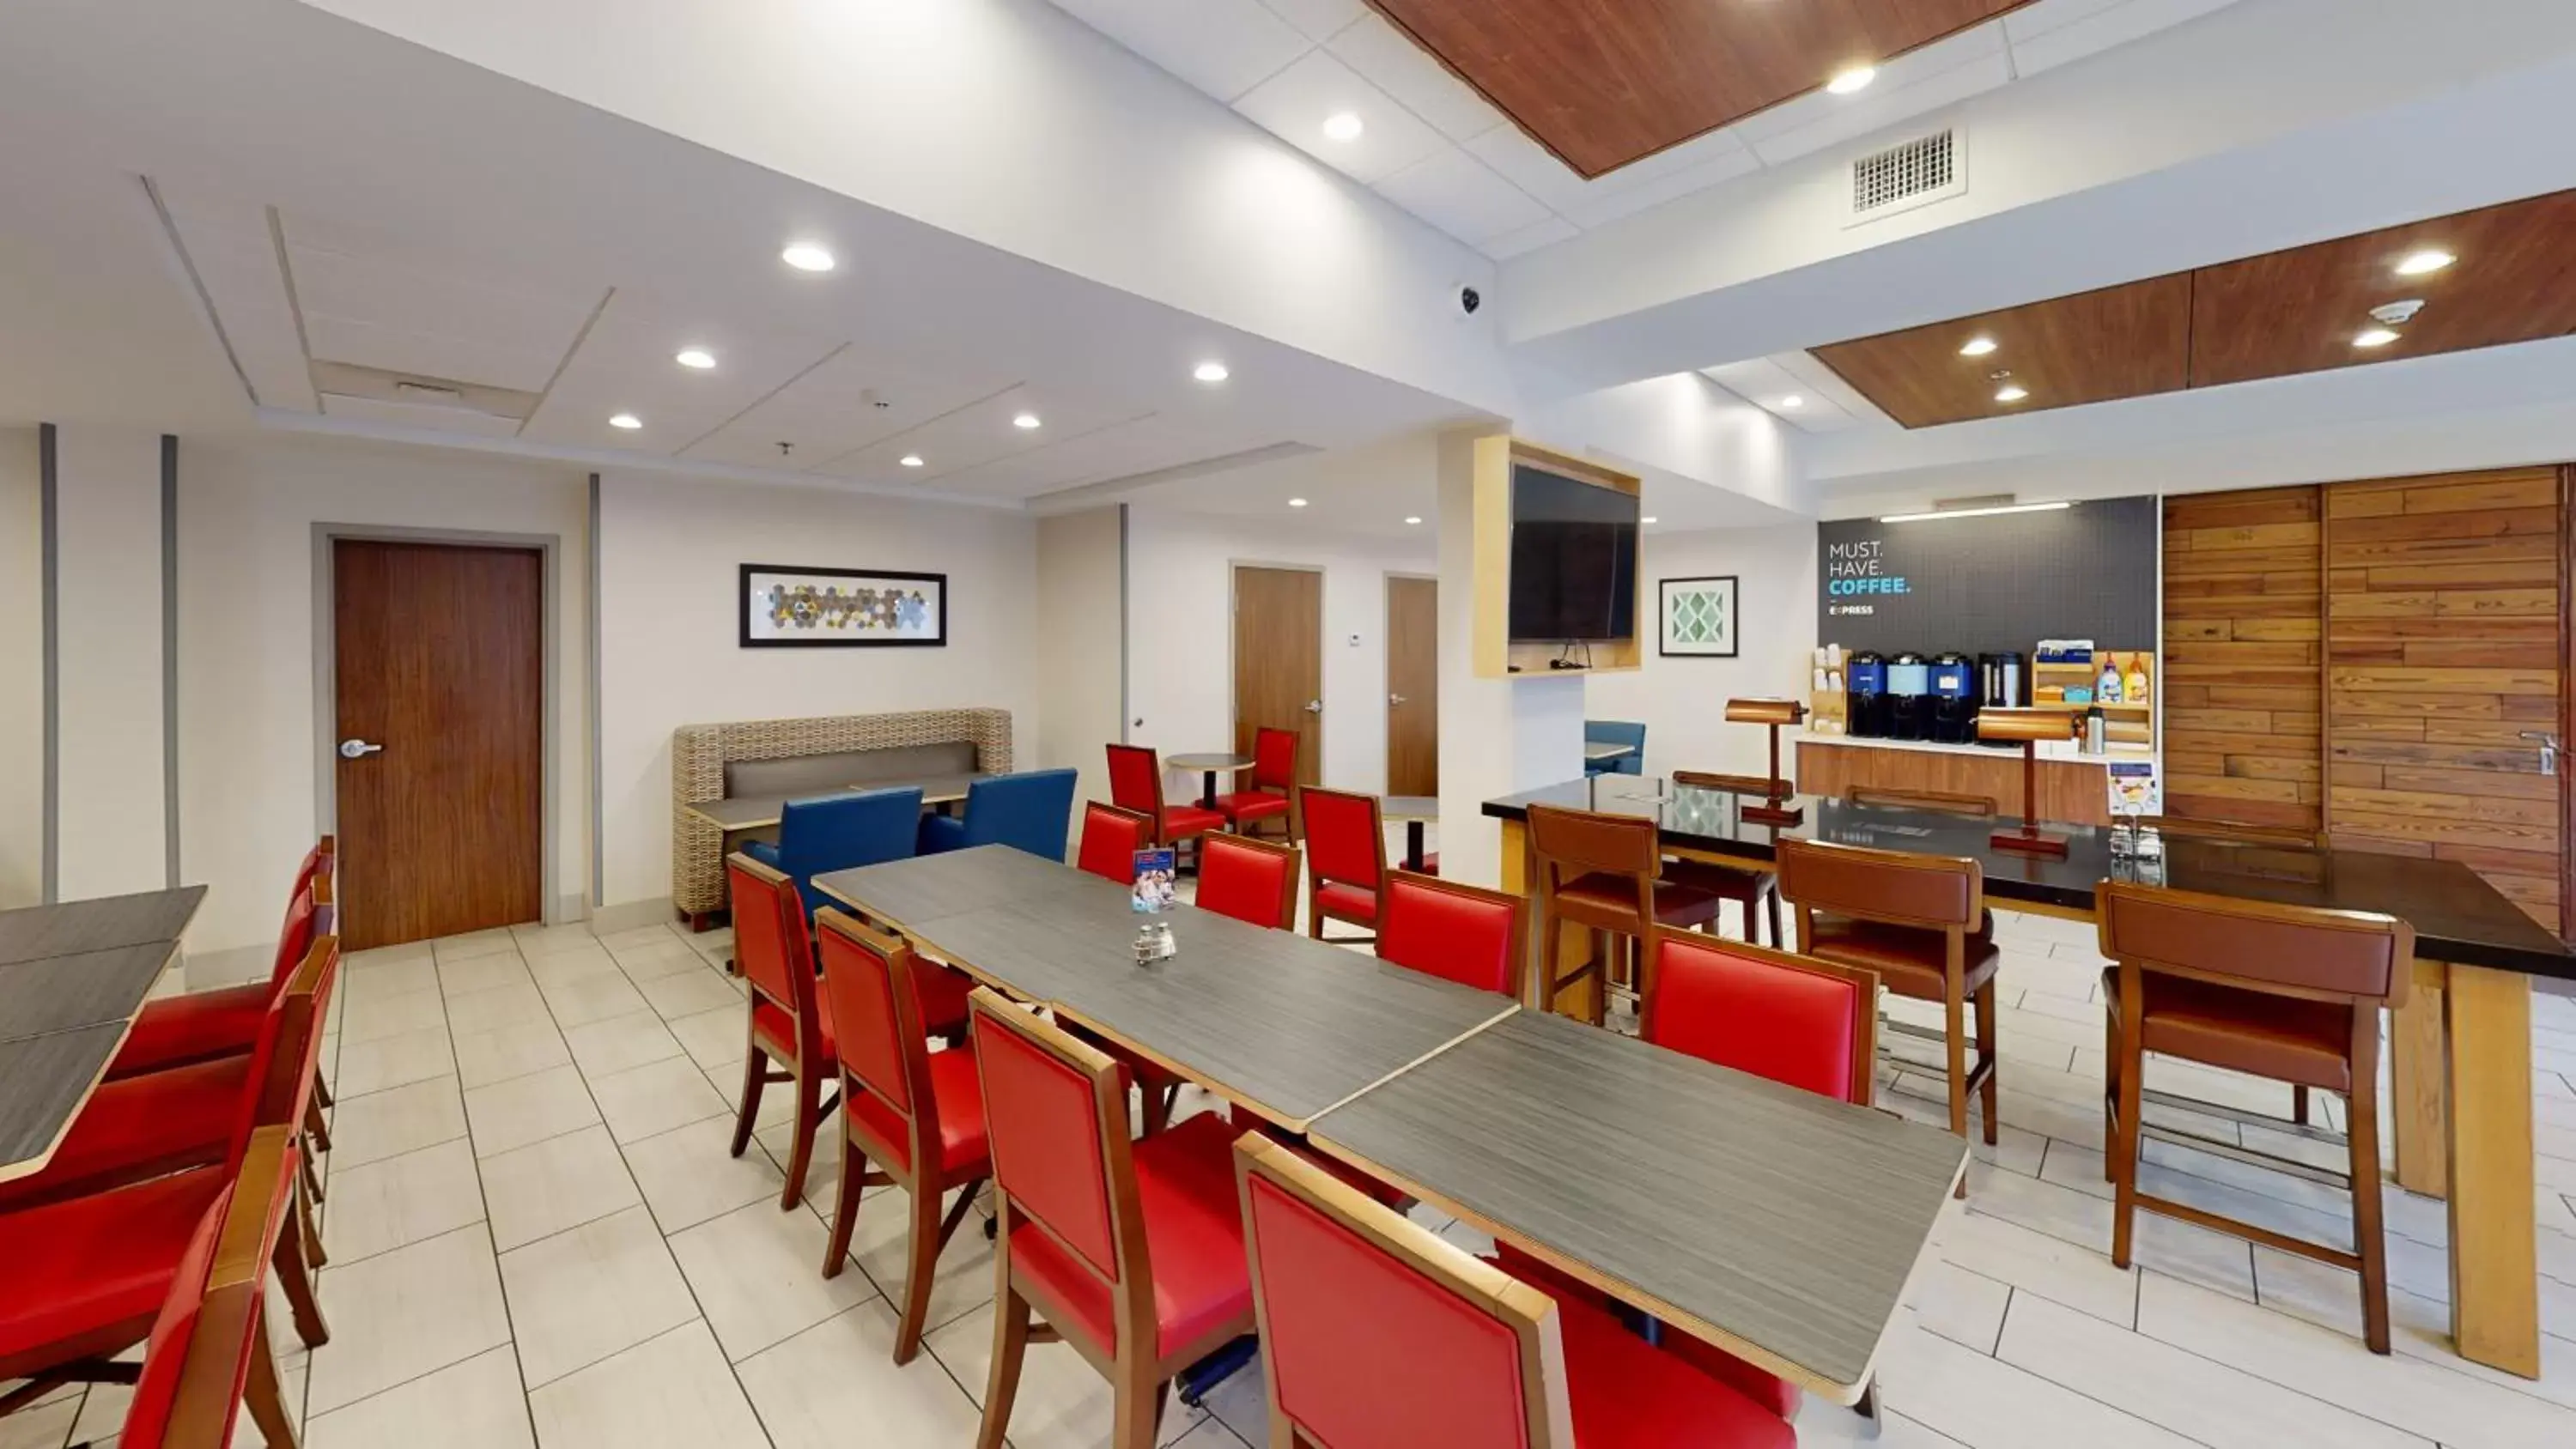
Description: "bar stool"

(2097, 881), (2410, 1354)
(1777, 837), (1998, 1146)
(1526, 803), (1726, 1026)
(1667, 772), (1783, 945)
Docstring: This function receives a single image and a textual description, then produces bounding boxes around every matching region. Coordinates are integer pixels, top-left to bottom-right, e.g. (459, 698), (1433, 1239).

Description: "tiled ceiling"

(1045, 0), (2244, 258)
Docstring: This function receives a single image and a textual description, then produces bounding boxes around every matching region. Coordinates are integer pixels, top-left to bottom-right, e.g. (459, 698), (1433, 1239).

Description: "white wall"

(1036, 507), (1125, 813)
(595, 473), (1040, 916)
(52, 428), (168, 901)
(1584, 522), (1820, 780)
(1122, 506), (1435, 800)
(177, 434), (592, 957)
(0, 427), (39, 907)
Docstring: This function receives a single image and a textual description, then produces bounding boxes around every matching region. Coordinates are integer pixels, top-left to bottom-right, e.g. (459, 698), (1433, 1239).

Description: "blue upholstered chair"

(1585, 719), (1647, 777)
(917, 767), (1078, 863)
(743, 787), (924, 919)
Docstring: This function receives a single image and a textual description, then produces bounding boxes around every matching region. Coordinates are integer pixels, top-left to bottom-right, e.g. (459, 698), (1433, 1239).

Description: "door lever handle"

(338, 738), (384, 760)
(2520, 731), (2559, 777)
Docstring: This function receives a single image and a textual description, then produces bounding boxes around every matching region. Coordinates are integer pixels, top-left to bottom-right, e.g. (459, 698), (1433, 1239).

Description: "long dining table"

(1485, 773), (2576, 1379)
(811, 844), (1968, 1417)
(0, 884), (209, 1182)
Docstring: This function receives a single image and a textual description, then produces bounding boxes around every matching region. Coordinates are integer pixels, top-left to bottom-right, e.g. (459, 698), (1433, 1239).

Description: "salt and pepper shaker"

(1133, 922), (1176, 965)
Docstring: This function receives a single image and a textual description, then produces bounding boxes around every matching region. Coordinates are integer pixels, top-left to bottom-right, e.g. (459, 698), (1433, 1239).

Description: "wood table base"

(2445, 963), (2540, 1379)
(2390, 960), (2447, 1199)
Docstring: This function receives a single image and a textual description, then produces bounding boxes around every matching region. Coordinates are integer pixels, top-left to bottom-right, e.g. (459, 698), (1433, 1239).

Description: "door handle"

(2521, 731), (2560, 777)
(1304, 700), (1322, 714)
(338, 738), (384, 760)
(1389, 693), (1407, 706)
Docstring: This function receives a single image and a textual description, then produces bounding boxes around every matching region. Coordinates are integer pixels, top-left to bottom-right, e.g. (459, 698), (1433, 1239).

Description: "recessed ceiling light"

(1012, 412), (1042, 430)
(1826, 65), (1877, 94)
(2395, 249), (2455, 277)
(1288, 498), (1309, 508)
(2352, 326), (2401, 349)
(1959, 336), (1998, 357)
(1404, 516), (1422, 525)
(899, 455), (925, 468)
(781, 243), (835, 273)
(609, 412), (642, 430)
(1778, 395), (1805, 409)
(1321, 112), (1364, 142)
(1994, 385), (2029, 403)
(1194, 361), (1230, 384)
(1641, 516), (1659, 524)
(674, 348), (716, 370)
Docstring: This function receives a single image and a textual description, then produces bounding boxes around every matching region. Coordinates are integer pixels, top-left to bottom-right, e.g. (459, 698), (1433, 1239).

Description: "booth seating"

(918, 767), (1078, 862)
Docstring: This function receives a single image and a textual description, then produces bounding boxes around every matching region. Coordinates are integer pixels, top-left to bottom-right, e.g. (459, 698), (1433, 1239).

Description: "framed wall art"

(1658, 575), (1738, 658)
(738, 564), (948, 648)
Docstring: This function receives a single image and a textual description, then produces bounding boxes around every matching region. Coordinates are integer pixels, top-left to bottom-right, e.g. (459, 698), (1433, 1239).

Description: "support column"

(48, 426), (173, 901)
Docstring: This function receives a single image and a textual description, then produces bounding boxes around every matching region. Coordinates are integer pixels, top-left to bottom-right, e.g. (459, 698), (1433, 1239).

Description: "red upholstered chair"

(112, 1125), (305, 1449)
(967, 988), (1255, 1449)
(1377, 870), (1526, 997)
(1298, 785), (1388, 944)
(1106, 744), (1228, 865)
(1078, 802), (1157, 884)
(1232, 1133), (1795, 1449)
(108, 841), (333, 1082)
(815, 909), (993, 1364)
(1214, 727), (1298, 839)
(726, 852), (842, 1210)
(1194, 834), (1301, 931)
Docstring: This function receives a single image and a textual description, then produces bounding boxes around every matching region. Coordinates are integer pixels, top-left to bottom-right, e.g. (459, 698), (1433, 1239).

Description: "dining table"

(1485, 772), (2575, 1379)
(1380, 794), (1439, 871)
(0, 884), (209, 1182)
(1164, 753), (1252, 811)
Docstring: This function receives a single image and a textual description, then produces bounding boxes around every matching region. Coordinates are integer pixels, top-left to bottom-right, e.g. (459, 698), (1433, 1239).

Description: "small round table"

(1382, 795), (1439, 871)
(1166, 753), (1254, 810)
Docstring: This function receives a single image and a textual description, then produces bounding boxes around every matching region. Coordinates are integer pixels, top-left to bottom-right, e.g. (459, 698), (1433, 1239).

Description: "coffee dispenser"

(1886, 652), (1933, 742)
(1978, 652), (2026, 709)
(1844, 652), (1890, 738)
(1929, 652), (1978, 743)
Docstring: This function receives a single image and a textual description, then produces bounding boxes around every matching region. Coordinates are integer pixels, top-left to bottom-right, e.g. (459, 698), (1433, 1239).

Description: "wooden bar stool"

(1526, 803), (1727, 1026)
(2097, 881), (2411, 1353)
(1777, 837), (1998, 1147)
(1667, 772), (1783, 945)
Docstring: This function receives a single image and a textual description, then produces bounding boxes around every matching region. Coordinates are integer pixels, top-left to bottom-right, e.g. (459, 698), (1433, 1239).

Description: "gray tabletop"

(1380, 795), (1439, 821)
(1583, 741), (1637, 761)
(0, 885), (205, 1182)
(0, 885), (207, 965)
(1165, 754), (1252, 772)
(685, 776), (987, 833)
(1308, 1010), (1965, 1402)
(816, 847), (1516, 1130)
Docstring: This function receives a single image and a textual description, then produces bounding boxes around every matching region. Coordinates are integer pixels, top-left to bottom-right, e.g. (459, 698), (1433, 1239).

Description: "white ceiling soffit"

(1044, 0), (2245, 260)
(1698, 355), (1886, 436)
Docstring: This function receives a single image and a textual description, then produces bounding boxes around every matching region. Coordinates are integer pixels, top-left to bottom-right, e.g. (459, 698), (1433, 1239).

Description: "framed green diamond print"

(1658, 576), (1738, 658)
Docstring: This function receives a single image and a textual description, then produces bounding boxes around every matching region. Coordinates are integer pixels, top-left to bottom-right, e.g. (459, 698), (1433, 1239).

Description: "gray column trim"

(587, 472), (603, 906)
(38, 424), (58, 905)
(161, 435), (179, 888)
(1117, 502), (1131, 742)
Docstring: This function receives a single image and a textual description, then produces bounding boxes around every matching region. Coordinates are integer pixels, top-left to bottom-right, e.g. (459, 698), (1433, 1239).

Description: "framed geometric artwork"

(1658, 575), (1738, 658)
(738, 564), (948, 648)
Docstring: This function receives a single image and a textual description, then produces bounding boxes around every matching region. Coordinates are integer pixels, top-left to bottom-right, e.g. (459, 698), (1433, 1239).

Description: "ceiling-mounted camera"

(1454, 282), (1483, 318)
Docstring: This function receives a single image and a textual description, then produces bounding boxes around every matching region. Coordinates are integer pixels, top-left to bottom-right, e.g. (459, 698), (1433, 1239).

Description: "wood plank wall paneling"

(2160, 488), (2325, 832)
(2324, 468), (2566, 930)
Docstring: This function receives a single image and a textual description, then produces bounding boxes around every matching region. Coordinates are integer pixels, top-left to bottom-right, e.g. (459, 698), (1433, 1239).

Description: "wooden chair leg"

(821, 1137), (864, 1280)
(1974, 979), (1999, 1148)
(2102, 1003), (2121, 1183)
(1540, 914), (1565, 1019)
(299, 1135), (327, 1207)
(2108, 988), (2146, 1271)
(976, 1282), (1032, 1449)
(779, 1062), (823, 1210)
(728, 1039), (767, 1160)
(296, 1167), (327, 1269)
(273, 1217), (330, 1348)
(244, 1323), (299, 1449)
(313, 1075), (332, 1111)
(1941, 990), (1970, 1138)
(2349, 1019), (2391, 1354)
(1763, 889), (1781, 950)
(303, 1092), (331, 1155)
(2293, 1085), (2311, 1126)
(892, 1181), (945, 1365)
(1110, 1350), (1163, 1449)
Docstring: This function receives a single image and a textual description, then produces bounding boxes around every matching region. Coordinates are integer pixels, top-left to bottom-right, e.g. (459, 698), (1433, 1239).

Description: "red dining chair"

(726, 852), (841, 1210)
(108, 842), (332, 1082)
(1232, 1133), (1795, 1449)
(1078, 802), (1156, 884)
(814, 909), (993, 1364)
(107, 1125), (304, 1449)
(1105, 744), (1226, 862)
(1298, 785), (1388, 944)
(1376, 870), (1526, 997)
(1214, 726), (1298, 840)
(967, 988), (1255, 1449)
(1194, 833), (1302, 931)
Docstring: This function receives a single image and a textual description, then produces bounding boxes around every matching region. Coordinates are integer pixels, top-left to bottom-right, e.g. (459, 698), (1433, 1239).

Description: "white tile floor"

(18, 888), (2576, 1448)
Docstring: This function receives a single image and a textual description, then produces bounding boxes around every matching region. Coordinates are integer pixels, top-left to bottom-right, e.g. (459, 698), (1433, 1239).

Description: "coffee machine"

(1929, 652), (1978, 743)
(1886, 652), (1933, 741)
(1976, 652), (2026, 746)
(1844, 652), (1890, 738)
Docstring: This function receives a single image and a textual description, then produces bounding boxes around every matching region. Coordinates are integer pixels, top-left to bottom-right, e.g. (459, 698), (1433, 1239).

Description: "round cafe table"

(1166, 753), (1253, 810)
(1382, 795), (1438, 871)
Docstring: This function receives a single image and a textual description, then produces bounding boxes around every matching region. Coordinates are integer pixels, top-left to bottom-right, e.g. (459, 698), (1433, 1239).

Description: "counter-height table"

(0, 884), (208, 1182)
(1309, 1009), (1965, 1410)
(814, 846), (1515, 1130)
(1486, 774), (2573, 1379)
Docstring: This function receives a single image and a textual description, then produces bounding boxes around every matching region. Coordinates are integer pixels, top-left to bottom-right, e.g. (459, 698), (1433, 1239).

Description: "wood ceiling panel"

(1364, 0), (2030, 179)
(1811, 188), (2576, 430)
(1809, 276), (2191, 430)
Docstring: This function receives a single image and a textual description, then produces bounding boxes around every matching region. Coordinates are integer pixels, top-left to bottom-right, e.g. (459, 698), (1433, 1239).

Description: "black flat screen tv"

(1507, 464), (1638, 643)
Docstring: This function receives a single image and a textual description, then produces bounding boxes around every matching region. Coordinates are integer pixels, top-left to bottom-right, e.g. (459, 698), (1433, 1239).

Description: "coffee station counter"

(1795, 733), (2141, 827)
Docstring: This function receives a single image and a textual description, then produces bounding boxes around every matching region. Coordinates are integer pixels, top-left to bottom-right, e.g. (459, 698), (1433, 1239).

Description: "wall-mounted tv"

(1507, 464), (1638, 643)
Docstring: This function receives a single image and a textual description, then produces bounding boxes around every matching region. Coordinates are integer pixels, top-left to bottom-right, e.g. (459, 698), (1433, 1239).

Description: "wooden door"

(1386, 575), (1439, 796)
(333, 540), (544, 949)
(1232, 566), (1322, 786)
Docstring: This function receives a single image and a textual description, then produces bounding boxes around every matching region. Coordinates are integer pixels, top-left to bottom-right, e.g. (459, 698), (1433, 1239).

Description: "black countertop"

(1485, 777), (2576, 981)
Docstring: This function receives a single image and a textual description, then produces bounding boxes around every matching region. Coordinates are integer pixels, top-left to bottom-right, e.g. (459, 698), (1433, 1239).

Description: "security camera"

(1453, 282), (1483, 318)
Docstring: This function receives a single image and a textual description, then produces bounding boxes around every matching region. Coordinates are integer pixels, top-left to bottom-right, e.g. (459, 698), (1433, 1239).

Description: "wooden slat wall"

(2160, 488), (2325, 831)
(2324, 468), (2566, 930)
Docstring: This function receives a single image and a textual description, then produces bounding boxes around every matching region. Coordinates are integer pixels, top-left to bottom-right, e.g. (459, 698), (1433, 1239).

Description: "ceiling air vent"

(1846, 128), (1965, 227)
